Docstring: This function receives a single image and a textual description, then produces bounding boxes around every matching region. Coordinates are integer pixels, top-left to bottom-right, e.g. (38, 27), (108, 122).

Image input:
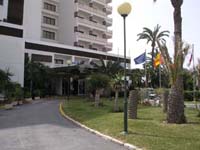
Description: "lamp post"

(118, 2), (132, 134)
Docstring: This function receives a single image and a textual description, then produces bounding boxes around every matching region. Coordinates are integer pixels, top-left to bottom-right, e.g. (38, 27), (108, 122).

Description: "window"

(44, 2), (56, 12)
(43, 16), (56, 25)
(55, 59), (63, 64)
(32, 54), (52, 62)
(43, 30), (55, 40)
(0, 0), (3, 5)
(7, 0), (24, 25)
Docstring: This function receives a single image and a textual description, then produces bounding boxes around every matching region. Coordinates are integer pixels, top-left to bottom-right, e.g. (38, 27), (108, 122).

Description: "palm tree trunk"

(129, 90), (139, 119)
(166, 0), (186, 124)
(151, 44), (155, 69)
(95, 89), (100, 107)
(163, 90), (169, 113)
(167, 76), (186, 123)
(114, 90), (119, 112)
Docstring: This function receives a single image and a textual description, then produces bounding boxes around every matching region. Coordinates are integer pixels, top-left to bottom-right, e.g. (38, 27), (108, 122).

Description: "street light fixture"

(117, 2), (132, 134)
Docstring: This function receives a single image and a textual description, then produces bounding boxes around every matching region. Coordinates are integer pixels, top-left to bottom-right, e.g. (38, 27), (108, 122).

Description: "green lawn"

(62, 97), (200, 150)
(185, 101), (200, 105)
(0, 104), (4, 109)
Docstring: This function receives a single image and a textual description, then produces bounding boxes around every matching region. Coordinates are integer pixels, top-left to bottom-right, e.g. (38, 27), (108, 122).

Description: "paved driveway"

(0, 100), (127, 150)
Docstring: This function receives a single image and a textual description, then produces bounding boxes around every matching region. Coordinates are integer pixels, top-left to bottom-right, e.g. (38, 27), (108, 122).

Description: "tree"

(157, 41), (189, 123)
(91, 59), (124, 109)
(130, 69), (144, 88)
(24, 58), (52, 98)
(110, 72), (123, 111)
(91, 59), (123, 78)
(154, 0), (187, 123)
(183, 69), (193, 91)
(137, 24), (169, 68)
(87, 73), (110, 107)
(0, 69), (14, 100)
(195, 59), (200, 117)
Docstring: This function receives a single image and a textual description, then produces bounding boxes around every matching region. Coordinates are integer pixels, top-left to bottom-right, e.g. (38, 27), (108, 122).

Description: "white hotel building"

(0, 0), (130, 95)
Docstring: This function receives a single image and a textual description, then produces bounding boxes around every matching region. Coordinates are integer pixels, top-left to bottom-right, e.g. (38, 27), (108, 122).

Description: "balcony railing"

(77, 3), (107, 18)
(92, 0), (105, 5)
(76, 32), (107, 45)
(106, 0), (112, 3)
(105, 17), (112, 24)
(105, 29), (112, 37)
(105, 5), (112, 14)
(93, 8), (106, 17)
(76, 18), (92, 27)
(77, 3), (92, 12)
(106, 42), (113, 48)
(76, 18), (107, 31)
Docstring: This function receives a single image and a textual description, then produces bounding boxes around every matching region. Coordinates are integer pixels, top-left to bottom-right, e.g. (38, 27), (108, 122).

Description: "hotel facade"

(0, 0), (130, 95)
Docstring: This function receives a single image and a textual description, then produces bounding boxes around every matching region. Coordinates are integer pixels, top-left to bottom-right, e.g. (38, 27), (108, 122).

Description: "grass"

(0, 104), (4, 109)
(185, 101), (200, 104)
(62, 97), (200, 150)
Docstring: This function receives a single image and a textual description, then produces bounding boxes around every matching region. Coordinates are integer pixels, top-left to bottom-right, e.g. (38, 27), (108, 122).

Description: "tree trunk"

(129, 90), (139, 119)
(114, 90), (119, 112)
(166, 0), (186, 124)
(151, 44), (155, 69)
(95, 89), (101, 107)
(163, 90), (169, 113)
(167, 76), (186, 123)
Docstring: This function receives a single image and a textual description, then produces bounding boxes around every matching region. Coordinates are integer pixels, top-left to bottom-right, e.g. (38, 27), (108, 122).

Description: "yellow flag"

(154, 53), (163, 68)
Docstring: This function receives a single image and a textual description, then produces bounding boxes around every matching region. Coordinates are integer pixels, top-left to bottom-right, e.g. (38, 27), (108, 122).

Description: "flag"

(187, 52), (193, 67)
(154, 53), (163, 68)
(134, 52), (146, 64)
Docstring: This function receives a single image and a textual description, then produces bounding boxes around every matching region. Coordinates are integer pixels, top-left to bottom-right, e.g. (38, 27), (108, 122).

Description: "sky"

(109, 0), (200, 69)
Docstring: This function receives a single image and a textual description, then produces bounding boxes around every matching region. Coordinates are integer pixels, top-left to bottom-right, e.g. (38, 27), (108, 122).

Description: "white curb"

(59, 102), (142, 150)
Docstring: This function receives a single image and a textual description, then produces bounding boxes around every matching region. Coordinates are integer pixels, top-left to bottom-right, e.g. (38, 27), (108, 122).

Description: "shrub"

(13, 83), (24, 100)
(184, 90), (200, 101)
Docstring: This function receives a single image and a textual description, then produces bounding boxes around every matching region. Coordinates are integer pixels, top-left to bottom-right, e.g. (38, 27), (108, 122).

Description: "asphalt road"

(0, 100), (127, 150)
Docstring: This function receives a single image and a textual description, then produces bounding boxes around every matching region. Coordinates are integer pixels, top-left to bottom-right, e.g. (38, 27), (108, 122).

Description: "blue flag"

(134, 52), (146, 64)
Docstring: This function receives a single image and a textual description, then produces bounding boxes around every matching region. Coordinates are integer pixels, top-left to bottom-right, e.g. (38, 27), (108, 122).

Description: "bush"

(13, 83), (24, 100)
(184, 91), (200, 101)
(86, 73), (110, 93)
(24, 91), (31, 98)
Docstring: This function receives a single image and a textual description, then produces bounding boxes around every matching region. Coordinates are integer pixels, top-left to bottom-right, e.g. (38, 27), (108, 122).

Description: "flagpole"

(145, 49), (147, 88)
(159, 64), (161, 88)
(117, 48), (119, 62)
(192, 44), (197, 109)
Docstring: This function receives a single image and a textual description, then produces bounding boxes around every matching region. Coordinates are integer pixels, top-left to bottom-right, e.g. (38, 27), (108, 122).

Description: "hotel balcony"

(106, 0), (112, 3)
(104, 17), (112, 26)
(91, 0), (105, 6)
(105, 29), (112, 38)
(76, 2), (107, 18)
(104, 5), (112, 15)
(92, 7), (107, 18)
(75, 32), (107, 47)
(76, 17), (107, 32)
(105, 42), (112, 49)
(76, 3), (92, 14)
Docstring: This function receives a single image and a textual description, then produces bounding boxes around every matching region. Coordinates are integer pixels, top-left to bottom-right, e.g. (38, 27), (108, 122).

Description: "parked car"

(147, 88), (156, 99)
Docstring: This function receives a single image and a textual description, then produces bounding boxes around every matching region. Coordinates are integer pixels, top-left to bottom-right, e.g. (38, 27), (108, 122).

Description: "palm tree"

(157, 41), (189, 123)
(110, 72), (123, 112)
(90, 59), (123, 78)
(137, 24), (169, 68)
(91, 59), (124, 109)
(195, 59), (200, 117)
(87, 73), (110, 107)
(153, 0), (186, 123)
